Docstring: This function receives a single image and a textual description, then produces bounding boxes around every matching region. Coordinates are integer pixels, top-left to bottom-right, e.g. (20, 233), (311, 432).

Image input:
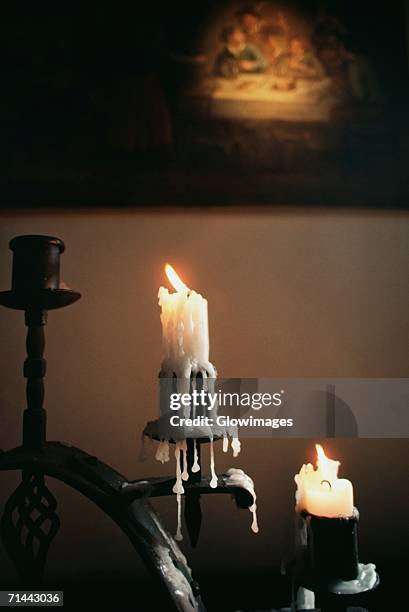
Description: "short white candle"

(295, 444), (354, 518)
(158, 264), (215, 378)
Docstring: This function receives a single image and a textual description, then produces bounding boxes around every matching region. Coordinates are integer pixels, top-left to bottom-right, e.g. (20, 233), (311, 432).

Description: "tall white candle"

(295, 444), (354, 518)
(154, 264), (255, 540)
(158, 264), (215, 378)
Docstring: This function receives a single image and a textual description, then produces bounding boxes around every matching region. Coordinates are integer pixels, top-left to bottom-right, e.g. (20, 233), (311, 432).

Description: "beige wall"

(0, 208), (408, 580)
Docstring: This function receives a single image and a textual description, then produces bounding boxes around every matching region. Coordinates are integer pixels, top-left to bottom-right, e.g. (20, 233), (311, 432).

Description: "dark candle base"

(304, 509), (360, 581)
(293, 509), (379, 611)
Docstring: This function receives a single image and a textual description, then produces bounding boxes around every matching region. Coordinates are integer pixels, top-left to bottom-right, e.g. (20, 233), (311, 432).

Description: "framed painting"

(1, 1), (408, 206)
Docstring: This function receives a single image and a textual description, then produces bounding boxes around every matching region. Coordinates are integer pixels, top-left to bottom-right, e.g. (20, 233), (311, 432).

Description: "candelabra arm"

(121, 474), (254, 509)
(0, 443), (206, 612)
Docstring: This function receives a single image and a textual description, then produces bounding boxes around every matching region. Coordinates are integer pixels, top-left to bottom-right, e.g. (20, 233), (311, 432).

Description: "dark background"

(1, 2), (407, 87)
(1, 1), (409, 206)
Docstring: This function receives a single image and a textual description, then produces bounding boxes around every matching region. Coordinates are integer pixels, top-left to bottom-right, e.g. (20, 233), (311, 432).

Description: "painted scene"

(182, 2), (383, 122)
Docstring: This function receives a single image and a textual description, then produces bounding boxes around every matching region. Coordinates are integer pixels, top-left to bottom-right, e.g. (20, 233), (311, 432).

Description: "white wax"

(172, 441), (185, 495)
(295, 445), (354, 518)
(231, 436), (241, 458)
(209, 438), (218, 488)
(175, 492), (183, 541)
(226, 468), (259, 534)
(191, 439), (200, 473)
(155, 439), (170, 464)
(158, 270), (215, 377)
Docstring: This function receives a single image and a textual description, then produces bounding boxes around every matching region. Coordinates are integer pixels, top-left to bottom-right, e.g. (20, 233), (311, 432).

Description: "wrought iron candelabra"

(0, 235), (381, 612)
(0, 235), (255, 612)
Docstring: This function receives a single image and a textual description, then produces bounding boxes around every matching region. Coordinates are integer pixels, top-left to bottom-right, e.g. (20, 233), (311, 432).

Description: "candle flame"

(315, 444), (340, 483)
(316, 443), (327, 464)
(165, 264), (189, 292)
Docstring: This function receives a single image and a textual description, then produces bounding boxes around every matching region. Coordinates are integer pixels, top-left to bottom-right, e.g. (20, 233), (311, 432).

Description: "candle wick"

(320, 479), (332, 491)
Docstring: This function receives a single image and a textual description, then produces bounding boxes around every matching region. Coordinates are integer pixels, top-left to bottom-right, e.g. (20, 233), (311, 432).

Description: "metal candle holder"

(0, 235), (256, 612)
(292, 508), (379, 612)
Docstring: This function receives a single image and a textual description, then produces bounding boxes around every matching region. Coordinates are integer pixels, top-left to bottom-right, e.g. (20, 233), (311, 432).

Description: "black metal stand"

(0, 235), (256, 612)
(292, 510), (379, 612)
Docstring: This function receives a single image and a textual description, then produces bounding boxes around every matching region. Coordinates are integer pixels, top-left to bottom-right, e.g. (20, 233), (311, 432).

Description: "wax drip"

(226, 468), (259, 534)
(250, 502), (259, 534)
(209, 439), (218, 488)
(175, 493), (183, 541)
(231, 436), (241, 458)
(155, 440), (170, 464)
(181, 440), (189, 481)
(191, 439), (200, 473)
(222, 434), (229, 453)
(172, 441), (184, 495)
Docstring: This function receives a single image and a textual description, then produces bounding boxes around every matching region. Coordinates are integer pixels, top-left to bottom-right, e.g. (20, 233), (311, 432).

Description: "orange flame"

(315, 444), (340, 482)
(316, 444), (327, 465)
(165, 264), (189, 292)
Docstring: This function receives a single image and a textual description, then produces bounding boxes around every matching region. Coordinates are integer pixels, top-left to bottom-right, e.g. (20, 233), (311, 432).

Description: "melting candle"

(158, 264), (215, 378)
(295, 444), (354, 518)
(155, 264), (249, 541)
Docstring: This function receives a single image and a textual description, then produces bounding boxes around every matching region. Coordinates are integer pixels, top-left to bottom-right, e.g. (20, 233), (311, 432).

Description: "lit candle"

(157, 264), (218, 540)
(293, 445), (379, 605)
(295, 444), (354, 518)
(152, 264), (256, 542)
(158, 264), (215, 379)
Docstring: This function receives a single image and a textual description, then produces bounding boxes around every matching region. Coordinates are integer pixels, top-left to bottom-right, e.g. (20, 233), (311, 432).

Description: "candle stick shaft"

(184, 440), (202, 547)
(23, 309), (48, 451)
